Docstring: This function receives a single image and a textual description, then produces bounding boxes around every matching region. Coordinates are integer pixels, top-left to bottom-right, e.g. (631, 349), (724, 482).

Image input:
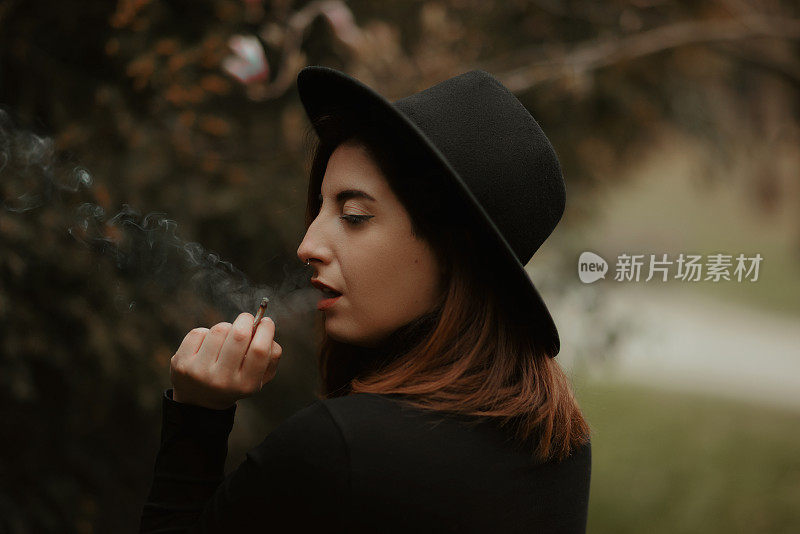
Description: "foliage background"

(1, 0), (798, 532)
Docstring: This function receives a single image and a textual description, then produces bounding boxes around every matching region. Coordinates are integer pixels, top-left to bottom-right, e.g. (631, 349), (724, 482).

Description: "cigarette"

(252, 297), (269, 335)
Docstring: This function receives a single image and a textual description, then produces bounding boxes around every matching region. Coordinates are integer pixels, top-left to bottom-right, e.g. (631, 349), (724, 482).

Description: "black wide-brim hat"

(297, 66), (566, 357)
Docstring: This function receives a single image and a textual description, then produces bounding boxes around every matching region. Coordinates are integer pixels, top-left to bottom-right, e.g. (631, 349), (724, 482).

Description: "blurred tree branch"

(482, 15), (800, 93)
(236, 1), (800, 103)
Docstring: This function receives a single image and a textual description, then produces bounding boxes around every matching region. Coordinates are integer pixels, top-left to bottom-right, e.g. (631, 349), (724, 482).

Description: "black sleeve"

(139, 389), (350, 533)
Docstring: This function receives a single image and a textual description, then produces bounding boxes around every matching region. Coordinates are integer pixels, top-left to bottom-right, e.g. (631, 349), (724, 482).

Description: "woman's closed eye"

(340, 214), (374, 226)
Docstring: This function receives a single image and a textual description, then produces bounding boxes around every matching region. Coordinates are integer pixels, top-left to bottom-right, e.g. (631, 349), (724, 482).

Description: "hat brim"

(297, 66), (561, 357)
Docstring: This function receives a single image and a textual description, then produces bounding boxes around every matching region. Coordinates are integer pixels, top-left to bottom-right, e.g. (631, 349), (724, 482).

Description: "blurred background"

(1, 0), (798, 532)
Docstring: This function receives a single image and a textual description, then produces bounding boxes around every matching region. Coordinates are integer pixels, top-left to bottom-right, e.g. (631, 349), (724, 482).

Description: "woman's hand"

(169, 313), (283, 410)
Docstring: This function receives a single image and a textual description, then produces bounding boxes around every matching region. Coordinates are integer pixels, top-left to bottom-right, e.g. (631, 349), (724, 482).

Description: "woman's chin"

(322, 317), (348, 341)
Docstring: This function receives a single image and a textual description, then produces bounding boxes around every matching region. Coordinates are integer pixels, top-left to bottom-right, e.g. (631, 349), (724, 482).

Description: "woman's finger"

(194, 321), (231, 368)
(259, 340), (282, 387)
(216, 313), (255, 375)
(173, 327), (209, 363)
(240, 317), (276, 386)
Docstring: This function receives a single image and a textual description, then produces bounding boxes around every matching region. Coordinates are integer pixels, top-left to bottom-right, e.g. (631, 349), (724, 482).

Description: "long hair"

(302, 108), (591, 463)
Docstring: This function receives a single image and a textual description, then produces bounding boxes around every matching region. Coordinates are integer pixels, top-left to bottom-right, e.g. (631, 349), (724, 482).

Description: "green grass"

(573, 377), (800, 533)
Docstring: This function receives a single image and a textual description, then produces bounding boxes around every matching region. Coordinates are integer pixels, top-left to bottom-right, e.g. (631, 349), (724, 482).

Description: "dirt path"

(556, 283), (800, 411)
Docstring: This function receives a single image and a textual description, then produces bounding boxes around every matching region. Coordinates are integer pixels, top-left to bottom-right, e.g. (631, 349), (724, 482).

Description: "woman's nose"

(296, 222), (329, 265)
(296, 234), (313, 264)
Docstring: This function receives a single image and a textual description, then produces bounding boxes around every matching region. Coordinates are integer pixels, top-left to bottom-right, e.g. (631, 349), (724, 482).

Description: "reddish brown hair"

(302, 109), (591, 463)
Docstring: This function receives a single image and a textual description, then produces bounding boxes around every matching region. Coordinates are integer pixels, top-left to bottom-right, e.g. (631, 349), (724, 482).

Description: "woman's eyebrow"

(318, 189), (377, 203)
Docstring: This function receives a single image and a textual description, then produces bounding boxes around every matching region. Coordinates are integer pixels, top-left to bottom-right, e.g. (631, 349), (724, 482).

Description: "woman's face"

(297, 140), (444, 347)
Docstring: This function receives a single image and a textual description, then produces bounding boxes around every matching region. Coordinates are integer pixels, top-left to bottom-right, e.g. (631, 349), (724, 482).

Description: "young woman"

(141, 66), (592, 533)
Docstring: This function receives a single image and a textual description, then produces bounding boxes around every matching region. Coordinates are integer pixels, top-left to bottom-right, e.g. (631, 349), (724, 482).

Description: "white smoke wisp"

(0, 109), (318, 323)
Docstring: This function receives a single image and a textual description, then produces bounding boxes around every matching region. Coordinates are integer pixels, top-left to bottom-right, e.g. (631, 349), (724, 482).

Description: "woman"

(140, 66), (592, 533)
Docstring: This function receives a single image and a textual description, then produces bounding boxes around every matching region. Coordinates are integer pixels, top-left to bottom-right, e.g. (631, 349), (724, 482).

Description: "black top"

(139, 388), (591, 533)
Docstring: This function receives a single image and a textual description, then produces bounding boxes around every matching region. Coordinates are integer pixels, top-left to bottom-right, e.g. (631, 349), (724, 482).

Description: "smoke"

(0, 109), (318, 323)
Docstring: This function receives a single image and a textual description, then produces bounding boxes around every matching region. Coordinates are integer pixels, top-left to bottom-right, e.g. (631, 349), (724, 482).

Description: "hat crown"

(392, 70), (565, 265)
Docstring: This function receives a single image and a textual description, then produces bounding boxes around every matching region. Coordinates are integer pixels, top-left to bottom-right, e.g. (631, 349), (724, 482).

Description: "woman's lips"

(317, 294), (341, 311)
